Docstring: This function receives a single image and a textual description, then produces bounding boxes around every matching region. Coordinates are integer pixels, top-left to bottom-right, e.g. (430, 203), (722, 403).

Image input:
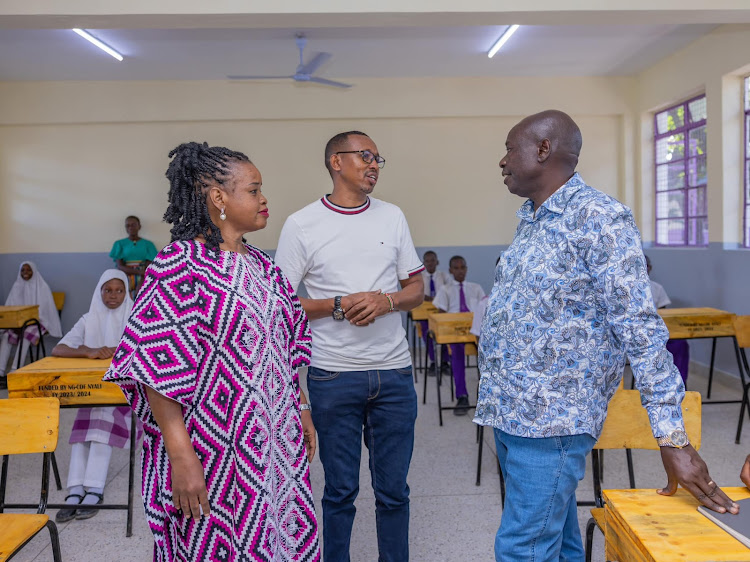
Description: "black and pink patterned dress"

(105, 240), (320, 561)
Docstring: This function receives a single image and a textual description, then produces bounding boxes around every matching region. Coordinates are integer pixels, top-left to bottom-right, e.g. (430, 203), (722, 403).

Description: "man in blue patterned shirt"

(475, 110), (737, 561)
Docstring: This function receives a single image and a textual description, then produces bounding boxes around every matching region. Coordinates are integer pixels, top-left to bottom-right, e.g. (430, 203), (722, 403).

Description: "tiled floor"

(3, 360), (750, 561)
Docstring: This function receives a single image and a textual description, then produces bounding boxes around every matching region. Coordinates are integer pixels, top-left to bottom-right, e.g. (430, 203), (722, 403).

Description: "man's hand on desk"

(740, 454), (750, 489)
(658, 445), (739, 514)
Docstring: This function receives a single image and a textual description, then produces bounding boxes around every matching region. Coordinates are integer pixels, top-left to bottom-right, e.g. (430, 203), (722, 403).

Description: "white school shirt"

(650, 280), (671, 309)
(421, 270), (451, 298)
(470, 295), (489, 337)
(275, 196), (424, 371)
(432, 280), (486, 314)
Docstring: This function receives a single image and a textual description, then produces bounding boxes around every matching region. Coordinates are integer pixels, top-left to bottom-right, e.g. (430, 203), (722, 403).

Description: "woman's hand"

(301, 409), (316, 462)
(741, 455), (750, 489)
(170, 450), (211, 521)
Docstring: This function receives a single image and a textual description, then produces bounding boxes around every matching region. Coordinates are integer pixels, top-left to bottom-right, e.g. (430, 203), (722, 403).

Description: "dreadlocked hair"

(164, 141), (250, 250)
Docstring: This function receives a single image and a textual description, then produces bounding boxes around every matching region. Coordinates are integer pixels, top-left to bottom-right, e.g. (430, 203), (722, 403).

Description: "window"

(654, 95), (707, 246)
(745, 78), (750, 247)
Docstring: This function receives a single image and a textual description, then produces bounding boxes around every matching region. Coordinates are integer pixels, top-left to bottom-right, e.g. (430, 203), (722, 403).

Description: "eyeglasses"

(335, 150), (386, 169)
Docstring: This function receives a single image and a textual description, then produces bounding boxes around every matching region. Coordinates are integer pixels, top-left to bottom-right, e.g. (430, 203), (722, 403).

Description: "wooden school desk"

(658, 307), (738, 399)
(602, 487), (750, 562)
(0, 305), (44, 368)
(407, 301), (439, 380)
(426, 312), (475, 426)
(6, 357), (137, 537)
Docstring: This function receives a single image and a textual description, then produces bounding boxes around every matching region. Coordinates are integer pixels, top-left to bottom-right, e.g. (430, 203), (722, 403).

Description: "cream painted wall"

(0, 77), (628, 254)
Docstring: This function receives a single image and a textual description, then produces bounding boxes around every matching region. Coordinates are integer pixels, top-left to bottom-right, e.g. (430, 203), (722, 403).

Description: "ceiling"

(0, 24), (719, 82)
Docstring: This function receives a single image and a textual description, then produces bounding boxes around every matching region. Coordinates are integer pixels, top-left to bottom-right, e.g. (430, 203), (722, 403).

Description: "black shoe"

(454, 395), (470, 416)
(427, 363), (437, 376)
(55, 493), (83, 523)
(441, 362), (451, 374)
(0, 377), (7, 390)
(75, 492), (104, 520)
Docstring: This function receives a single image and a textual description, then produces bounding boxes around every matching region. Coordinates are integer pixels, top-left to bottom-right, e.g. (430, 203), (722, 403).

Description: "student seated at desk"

(646, 255), (690, 383)
(433, 255), (486, 415)
(0, 261), (62, 385)
(52, 269), (135, 523)
(421, 250), (451, 373)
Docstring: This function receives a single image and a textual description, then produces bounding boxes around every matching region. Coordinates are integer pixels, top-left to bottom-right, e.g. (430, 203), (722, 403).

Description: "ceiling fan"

(228, 34), (352, 88)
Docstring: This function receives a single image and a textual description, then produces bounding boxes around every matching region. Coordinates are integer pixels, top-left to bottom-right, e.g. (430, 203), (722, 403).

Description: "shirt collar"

(516, 172), (585, 222)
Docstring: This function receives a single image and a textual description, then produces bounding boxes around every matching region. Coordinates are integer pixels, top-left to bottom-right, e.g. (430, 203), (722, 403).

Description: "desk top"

(0, 305), (40, 329)
(428, 312), (475, 344)
(410, 301), (439, 321)
(8, 356), (122, 406)
(604, 487), (750, 561)
(14, 356), (112, 375)
(658, 307), (736, 339)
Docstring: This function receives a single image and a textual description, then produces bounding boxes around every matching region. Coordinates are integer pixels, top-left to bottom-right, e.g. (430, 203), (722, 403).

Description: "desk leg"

(127, 413), (136, 537)
(436, 338), (444, 426)
(734, 340), (750, 444)
(707, 337), (717, 399)
(422, 332), (430, 405)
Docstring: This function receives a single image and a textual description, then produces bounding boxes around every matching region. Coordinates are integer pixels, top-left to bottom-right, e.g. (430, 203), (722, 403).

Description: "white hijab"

(81, 269), (133, 348)
(4, 261), (62, 337)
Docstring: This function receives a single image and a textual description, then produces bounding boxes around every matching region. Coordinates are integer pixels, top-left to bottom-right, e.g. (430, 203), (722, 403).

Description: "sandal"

(55, 493), (84, 523)
(75, 491), (104, 520)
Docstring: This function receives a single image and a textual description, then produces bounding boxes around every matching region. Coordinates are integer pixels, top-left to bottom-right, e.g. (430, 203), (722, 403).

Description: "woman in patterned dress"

(104, 142), (320, 561)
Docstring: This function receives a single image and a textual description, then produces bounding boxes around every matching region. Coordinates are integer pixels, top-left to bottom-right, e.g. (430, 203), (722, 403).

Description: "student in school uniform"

(0, 261), (62, 386)
(420, 250), (451, 374)
(433, 255), (486, 415)
(646, 255), (690, 383)
(52, 270), (135, 522)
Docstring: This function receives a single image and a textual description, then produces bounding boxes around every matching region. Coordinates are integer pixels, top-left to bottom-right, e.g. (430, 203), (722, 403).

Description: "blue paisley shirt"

(474, 173), (685, 439)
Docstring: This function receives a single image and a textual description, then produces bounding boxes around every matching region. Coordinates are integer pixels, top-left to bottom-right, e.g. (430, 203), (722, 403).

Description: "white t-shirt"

(650, 280), (671, 309)
(432, 280), (486, 314)
(275, 196), (424, 371)
(421, 270), (451, 298)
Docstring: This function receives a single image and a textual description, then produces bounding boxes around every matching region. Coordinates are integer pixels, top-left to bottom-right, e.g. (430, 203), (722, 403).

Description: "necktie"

(459, 283), (469, 312)
(429, 275), (435, 297)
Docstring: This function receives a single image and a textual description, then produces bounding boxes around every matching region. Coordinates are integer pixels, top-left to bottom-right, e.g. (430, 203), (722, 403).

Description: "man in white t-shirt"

(433, 256), (486, 414)
(420, 250), (451, 373)
(275, 130), (424, 562)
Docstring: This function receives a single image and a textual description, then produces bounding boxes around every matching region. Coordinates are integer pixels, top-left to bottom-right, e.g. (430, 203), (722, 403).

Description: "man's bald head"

(499, 110), (583, 206)
(514, 110), (582, 172)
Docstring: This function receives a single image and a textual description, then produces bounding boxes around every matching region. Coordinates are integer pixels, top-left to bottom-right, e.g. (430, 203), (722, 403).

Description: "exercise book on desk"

(698, 498), (750, 549)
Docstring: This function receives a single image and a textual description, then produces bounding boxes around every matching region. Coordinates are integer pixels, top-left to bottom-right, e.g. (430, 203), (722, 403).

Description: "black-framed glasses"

(335, 150), (386, 169)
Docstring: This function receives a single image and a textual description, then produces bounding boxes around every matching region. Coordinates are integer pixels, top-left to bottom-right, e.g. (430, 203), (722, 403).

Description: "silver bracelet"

(300, 403), (311, 412)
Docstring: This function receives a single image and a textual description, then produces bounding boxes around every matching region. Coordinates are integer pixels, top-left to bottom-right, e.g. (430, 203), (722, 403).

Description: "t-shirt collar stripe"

(320, 195), (371, 215)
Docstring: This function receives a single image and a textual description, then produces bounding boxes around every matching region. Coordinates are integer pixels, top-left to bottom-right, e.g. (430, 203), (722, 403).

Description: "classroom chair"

(0, 397), (63, 562)
(583, 389), (702, 562)
(51, 292), (65, 321)
(733, 316), (750, 444)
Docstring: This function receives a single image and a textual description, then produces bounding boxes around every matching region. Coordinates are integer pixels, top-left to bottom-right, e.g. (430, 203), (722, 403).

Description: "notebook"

(698, 498), (750, 549)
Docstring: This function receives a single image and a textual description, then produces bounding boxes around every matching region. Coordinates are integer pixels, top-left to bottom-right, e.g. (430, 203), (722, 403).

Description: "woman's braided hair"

(164, 142), (250, 250)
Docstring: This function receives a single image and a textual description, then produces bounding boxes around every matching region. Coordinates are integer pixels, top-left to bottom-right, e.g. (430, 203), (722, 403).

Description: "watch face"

(333, 309), (345, 321)
(670, 430), (688, 447)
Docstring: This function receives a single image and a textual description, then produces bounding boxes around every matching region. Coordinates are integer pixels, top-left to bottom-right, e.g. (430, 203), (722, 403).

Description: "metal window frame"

(653, 94), (708, 247)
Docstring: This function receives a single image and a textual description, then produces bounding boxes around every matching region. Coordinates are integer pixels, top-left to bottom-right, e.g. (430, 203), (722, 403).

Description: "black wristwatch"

(332, 296), (345, 321)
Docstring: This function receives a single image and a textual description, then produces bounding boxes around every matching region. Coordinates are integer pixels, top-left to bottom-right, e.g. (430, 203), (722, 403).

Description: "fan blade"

(227, 75), (293, 80)
(298, 52), (332, 76)
(307, 76), (352, 89)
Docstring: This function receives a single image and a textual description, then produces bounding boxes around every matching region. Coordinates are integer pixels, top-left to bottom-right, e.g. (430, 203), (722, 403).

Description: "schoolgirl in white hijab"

(0, 261), (62, 378)
(52, 269), (136, 522)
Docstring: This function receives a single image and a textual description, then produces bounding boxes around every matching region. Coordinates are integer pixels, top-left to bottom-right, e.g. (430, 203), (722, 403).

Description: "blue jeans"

(308, 366), (418, 562)
(493, 428), (596, 562)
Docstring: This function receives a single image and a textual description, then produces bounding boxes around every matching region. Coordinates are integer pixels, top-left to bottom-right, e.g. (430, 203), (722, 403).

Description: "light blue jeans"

(493, 428), (596, 562)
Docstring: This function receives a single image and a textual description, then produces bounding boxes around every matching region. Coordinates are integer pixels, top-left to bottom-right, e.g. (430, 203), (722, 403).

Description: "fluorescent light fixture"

(71, 28), (123, 61)
(487, 25), (520, 59)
